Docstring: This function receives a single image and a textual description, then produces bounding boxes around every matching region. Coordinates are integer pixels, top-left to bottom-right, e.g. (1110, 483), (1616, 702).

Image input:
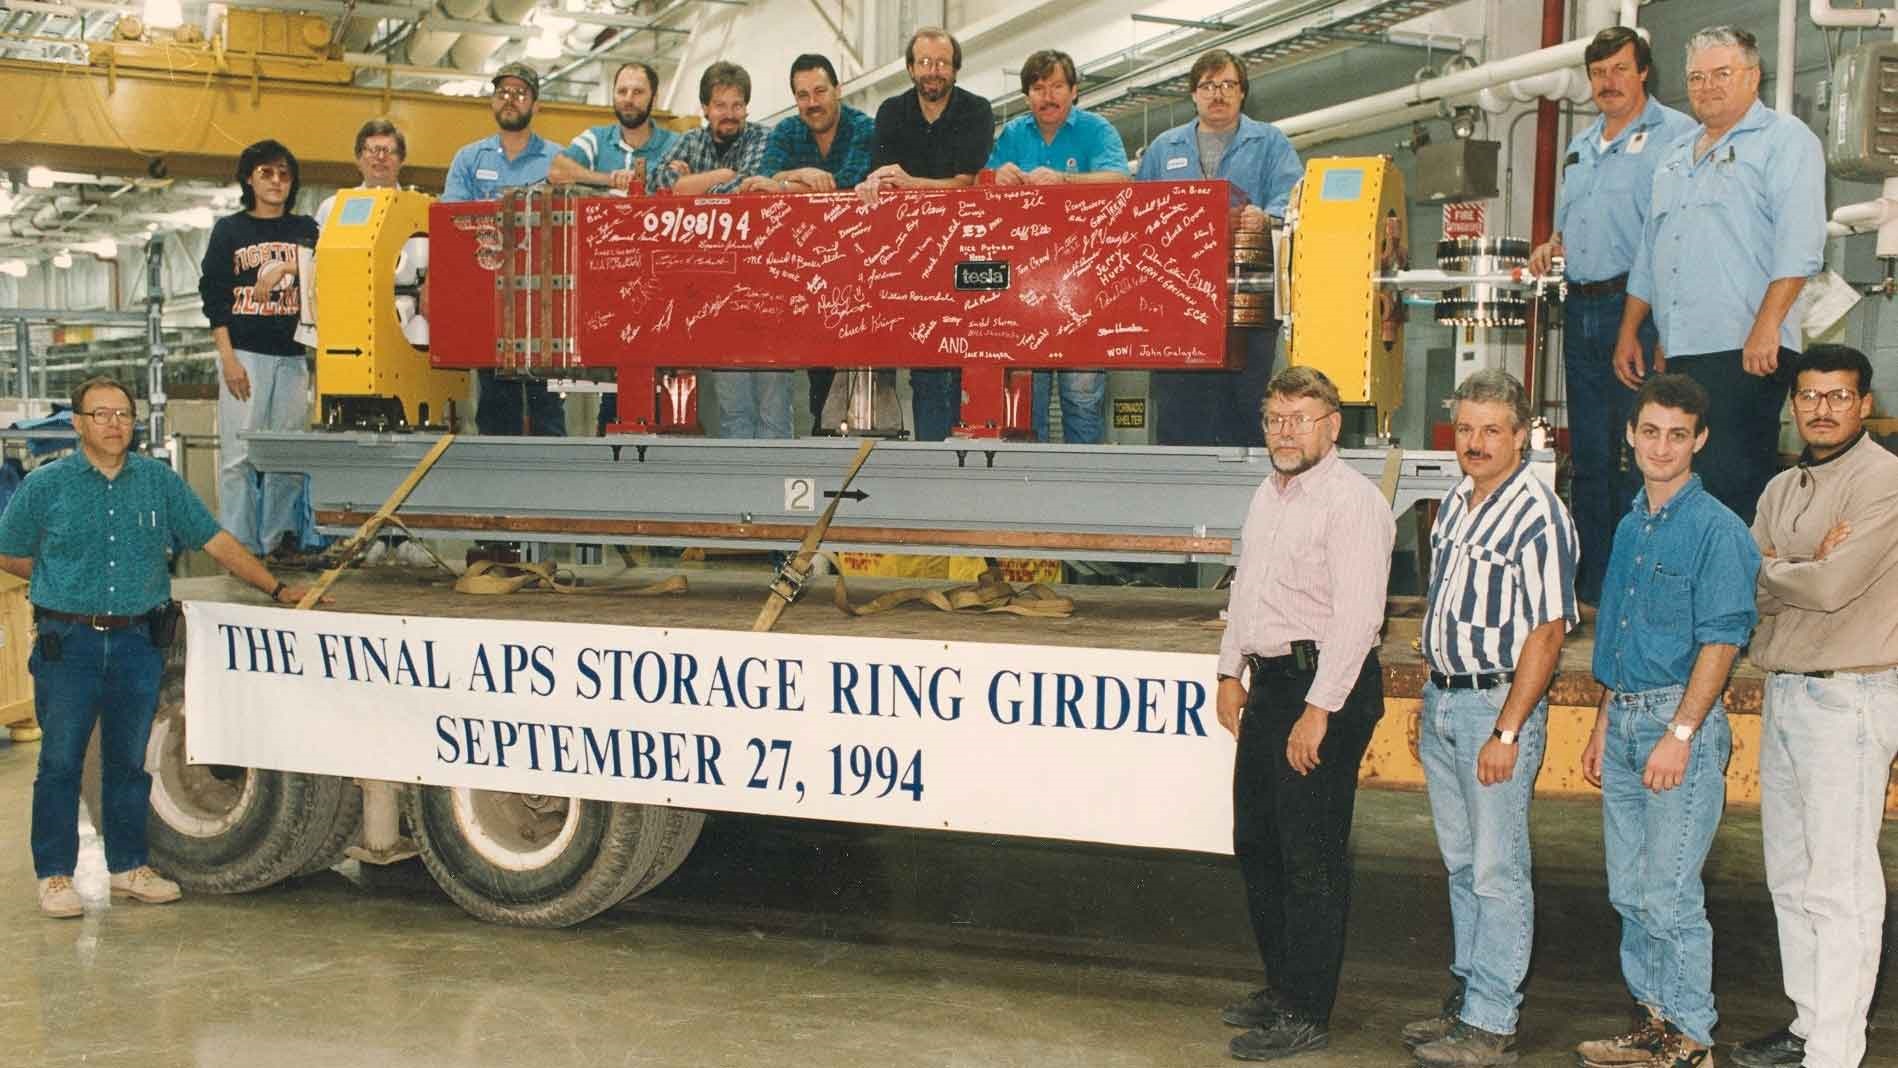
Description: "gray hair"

(1686, 25), (1760, 68)
(1451, 369), (1531, 429)
(1263, 365), (1341, 412)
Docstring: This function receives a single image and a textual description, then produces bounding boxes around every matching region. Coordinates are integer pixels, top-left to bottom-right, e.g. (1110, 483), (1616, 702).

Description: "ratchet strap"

(830, 562), (1072, 619)
(753, 438), (877, 632)
(453, 560), (687, 597)
(294, 433), (457, 610)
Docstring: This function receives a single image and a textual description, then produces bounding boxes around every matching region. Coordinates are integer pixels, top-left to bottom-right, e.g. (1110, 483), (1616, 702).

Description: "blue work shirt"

(0, 451), (222, 616)
(442, 132), (561, 203)
(1554, 96), (1696, 284)
(561, 123), (680, 181)
(1133, 114), (1302, 216)
(760, 105), (877, 189)
(987, 107), (1129, 176)
(1592, 475), (1759, 694)
(1628, 100), (1827, 356)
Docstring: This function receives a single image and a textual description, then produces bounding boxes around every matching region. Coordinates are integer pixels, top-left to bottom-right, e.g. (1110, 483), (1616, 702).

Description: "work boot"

(1657, 1025), (1712, 1068)
(1576, 1004), (1667, 1067)
(1727, 1027), (1803, 1068)
(37, 876), (82, 919)
(1413, 1021), (1519, 1067)
(1403, 982), (1468, 1049)
(109, 865), (182, 904)
(1230, 1012), (1329, 1061)
(1222, 987), (1292, 1029)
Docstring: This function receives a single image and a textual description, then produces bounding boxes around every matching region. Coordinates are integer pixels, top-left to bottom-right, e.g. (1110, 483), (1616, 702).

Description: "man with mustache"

(1406, 369), (1578, 1068)
(859, 27), (994, 441)
(1618, 25), (1826, 525)
(1739, 344), (1898, 1068)
(443, 63), (567, 438)
(1526, 26), (1694, 605)
(1214, 366), (1393, 1061)
(550, 62), (678, 195)
(986, 48), (1130, 444)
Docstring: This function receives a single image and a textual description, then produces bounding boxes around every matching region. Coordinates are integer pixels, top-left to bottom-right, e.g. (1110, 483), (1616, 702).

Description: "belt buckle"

(88, 614), (109, 632)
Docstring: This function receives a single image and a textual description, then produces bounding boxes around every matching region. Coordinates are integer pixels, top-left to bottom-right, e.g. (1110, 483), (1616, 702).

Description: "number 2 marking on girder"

(785, 477), (815, 512)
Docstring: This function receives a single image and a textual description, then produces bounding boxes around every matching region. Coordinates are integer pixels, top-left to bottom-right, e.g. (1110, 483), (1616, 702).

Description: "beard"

(496, 108), (531, 133)
(616, 103), (651, 130)
(915, 76), (950, 103)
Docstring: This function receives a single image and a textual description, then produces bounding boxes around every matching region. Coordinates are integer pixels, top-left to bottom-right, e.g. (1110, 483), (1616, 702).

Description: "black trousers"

(1231, 652), (1382, 1025)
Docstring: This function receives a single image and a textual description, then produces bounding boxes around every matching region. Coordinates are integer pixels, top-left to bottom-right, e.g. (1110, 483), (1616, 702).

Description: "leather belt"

(35, 607), (149, 631)
(1246, 652), (1310, 676)
(1430, 670), (1514, 691)
(1569, 274), (1628, 297)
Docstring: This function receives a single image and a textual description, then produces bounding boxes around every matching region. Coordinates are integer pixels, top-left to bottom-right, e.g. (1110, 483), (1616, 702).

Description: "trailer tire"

(406, 786), (681, 927)
(289, 779), (363, 878)
(625, 808), (704, 900)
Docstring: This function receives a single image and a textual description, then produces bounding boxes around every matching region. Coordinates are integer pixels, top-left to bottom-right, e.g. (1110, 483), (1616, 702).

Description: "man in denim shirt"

(1576, 374), (1758, 1068)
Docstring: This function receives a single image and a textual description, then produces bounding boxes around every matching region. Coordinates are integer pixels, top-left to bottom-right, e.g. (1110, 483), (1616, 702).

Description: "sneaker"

(1230, 1013), (1329, 1061)
(1403, 983), (1468, 1049)
(1413, 1021), (1519, 1067)
(109, 865), (182, 904)
(37, 875), (82, 918)
(1728, 1027), (1802, 1068)
(1222, 987), (1292, 1029)
(1577, 1005), (1667, 1067)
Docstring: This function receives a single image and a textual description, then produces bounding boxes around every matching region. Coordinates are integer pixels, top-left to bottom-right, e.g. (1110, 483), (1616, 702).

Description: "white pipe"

(1277, 39), (1591, 138)
(1476, 68), (1592, 113)
(1809, 0), (1897, 28)
(1827, 175), (1898, 254)
(1778, 0), (1798, 113)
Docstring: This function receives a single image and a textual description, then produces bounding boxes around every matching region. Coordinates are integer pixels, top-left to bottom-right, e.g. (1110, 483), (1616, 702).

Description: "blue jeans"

(475, 370), (568, 437)
(1419, 682), (1547, 1035)
(1600, 685), (1731, 1045)
(712, 371), (795, 439)
(1565, 290), (1651, 604)
(910, 370), (962, 442)
(28, 617), (165, 878)
(1154, 325), (1278, 446)
(1669, 350), (1792, 527)
(1760, 669), (1898, 1068)
(218, 348), (311, 554)
(1030, 371), (1106, 443)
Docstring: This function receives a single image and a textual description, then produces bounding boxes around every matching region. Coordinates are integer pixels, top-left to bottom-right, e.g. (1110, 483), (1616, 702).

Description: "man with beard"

(1406, 369), (1578, 1068)
(549, 62), (678, 194)
(741, 53), (876, 431)
(652, 62), (784, 437)
(1214, 366), (1393, 1061)
(859, 27), (993, 441)
(443, 62), (566, 437)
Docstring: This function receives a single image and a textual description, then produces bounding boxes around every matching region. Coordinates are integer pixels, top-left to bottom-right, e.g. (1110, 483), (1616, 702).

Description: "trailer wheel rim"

(448, 789), (581, 871)
(145, 713), (258, 838)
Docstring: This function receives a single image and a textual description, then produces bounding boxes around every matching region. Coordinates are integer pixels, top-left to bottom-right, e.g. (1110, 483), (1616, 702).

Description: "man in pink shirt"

(1214, 366), (1396, 1060)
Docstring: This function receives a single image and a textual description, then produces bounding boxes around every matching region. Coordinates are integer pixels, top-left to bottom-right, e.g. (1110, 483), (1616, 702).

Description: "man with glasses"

(1738, 344), (1897, 1068)
(1619, 25), (1826, 525)
(549, 62), (678, 195)
(0, 376), (319, 918)
(859, 27), (994, 441)
(1526, 27), (1694, 605)
(443, 62), (567, 438)
(1214, 366), (1393, 1061)
(199, 139), (320, 560)
(1136, 49), (1302, 448)
(315, 118), (407, 231)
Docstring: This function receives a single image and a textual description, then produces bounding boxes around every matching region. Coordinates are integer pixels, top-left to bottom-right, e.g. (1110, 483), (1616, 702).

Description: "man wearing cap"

(443, 62), (567, 438)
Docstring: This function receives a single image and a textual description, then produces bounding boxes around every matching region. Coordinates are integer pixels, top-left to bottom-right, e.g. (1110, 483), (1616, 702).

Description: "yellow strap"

(452, 559), (688, 598)
(1378, 444), (1405, 507)
(294, 433), (457, 611)
(830, 562), (1073, 619)
(753, 438), (878, 633)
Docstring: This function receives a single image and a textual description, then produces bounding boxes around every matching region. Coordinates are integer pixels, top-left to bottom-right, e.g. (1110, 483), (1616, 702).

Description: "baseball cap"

(492, 62), (540, 98)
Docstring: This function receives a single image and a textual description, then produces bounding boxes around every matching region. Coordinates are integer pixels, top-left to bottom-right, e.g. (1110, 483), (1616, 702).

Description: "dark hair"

(353, 118), (406, 160)
(235, 139), (299, 210)
(614, 61), (659, 97)
(1188, 49), (1248, 100)
(1019, 49), (1078, 95)
(1630, 373), (1711, 434)
(699, 61), (752, 106)
(1585, 25), (1651, 73)
(905, 27), (961, 71)
(1794, 343), (1875, 395)
(790, 53), (838, 88)
(1264, 365), (1340, 411)
(71, 374), (133, 414)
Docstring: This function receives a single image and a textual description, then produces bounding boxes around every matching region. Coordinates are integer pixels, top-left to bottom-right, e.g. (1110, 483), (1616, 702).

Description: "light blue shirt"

(986, 107), (1129, 176)
(1133, 114), (1302, 216)
(1554, 96), (1696, 284)
(1628, 100), (1827, 356)
(561, 123), (680, 179)
(442, 132), (561, 203)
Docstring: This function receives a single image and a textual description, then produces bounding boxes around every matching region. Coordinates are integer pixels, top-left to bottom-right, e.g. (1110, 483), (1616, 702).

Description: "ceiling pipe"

(1777, 0), (1797, 113)
(1809, 0), (1897, 29)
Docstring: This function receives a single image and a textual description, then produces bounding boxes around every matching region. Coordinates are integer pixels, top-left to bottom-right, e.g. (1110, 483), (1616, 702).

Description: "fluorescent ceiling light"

(143, 0), (184, 30)
(51, 251), (74, 269)
(76, 236), (118, 259)
(0, 260), (27, 279)
(525, 28), (561, 59)
(27, 166), (100, 188)
(438, 78), (489, 97)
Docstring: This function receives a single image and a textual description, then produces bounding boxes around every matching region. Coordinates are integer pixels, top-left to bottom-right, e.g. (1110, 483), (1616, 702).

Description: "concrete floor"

(1, 734), (1893, 1068)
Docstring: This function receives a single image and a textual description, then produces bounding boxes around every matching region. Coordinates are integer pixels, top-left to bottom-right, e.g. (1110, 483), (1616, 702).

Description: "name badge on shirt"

(1066, 157), (1079, 172)
(475, 168), (500, 180)
(1165, 156), (1189, 171)
(1627, 130), (1649, 155)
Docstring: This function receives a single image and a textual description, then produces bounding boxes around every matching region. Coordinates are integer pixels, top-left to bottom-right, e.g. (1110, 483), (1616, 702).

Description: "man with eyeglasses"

(1739, 344), (1897, 1068)
(859, 27), (994, 441)
(443, 62), (567, 438)
(1214, 366), (1393, 1061)
(1135, 48), (1302, 448)
(987, 49), (1130, 443)
(1619, 25), (1826, 526)
(315, 118), (407, 232)
(1525, 26), (1694, 606)
(0, 376), (319, 918)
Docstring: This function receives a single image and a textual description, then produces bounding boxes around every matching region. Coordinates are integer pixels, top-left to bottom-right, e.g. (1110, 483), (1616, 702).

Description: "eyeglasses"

(1264, 410), (1333, 433)
(494, 86), (533, 102)
(80, 408), (135, 424)
(912, 58), (953, 72)
(251, 165), (292, 183)
(1194, 79), (1242, 96)
(1791, 387), (1861, 412)
(359, 145), (401, 159)
(1685, 66), (1743, 89)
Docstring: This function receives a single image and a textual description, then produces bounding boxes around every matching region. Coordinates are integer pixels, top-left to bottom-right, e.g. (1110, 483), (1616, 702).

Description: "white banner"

(184, 602), (1236, 854)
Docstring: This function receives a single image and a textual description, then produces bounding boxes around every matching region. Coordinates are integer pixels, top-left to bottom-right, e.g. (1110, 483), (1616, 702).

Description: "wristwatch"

(1666, 721), (1695, 742)
(1491, 727), (1518, 745)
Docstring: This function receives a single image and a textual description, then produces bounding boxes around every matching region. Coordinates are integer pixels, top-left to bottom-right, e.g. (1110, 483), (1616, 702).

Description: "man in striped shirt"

(1405, 369), (1579, 1067)
(1215, 366), (1395, 1061)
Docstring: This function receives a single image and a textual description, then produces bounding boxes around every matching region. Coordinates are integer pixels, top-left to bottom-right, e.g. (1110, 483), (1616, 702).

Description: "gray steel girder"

(245, 433), (1472, 563)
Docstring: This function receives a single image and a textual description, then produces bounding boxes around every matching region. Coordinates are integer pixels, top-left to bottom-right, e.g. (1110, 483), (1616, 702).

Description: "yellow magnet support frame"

(1285, 156), (1407, 428)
